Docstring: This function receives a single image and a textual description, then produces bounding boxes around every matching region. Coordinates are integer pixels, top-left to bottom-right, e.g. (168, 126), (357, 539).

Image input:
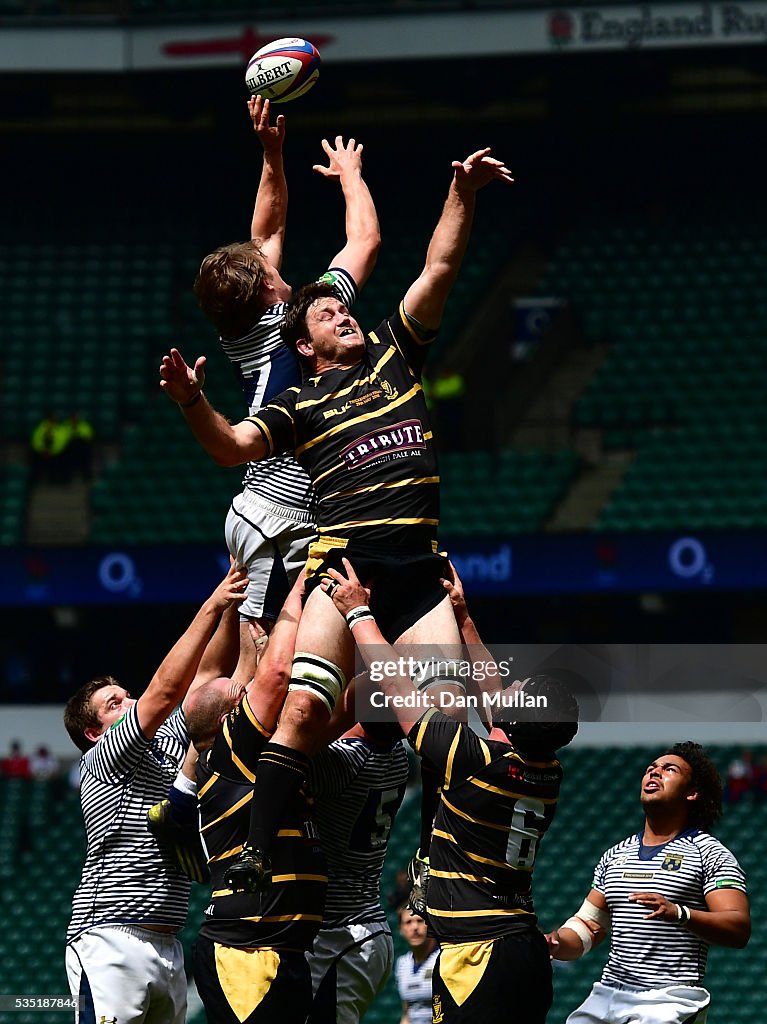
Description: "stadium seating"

(0, 465), (30, 547)
(537, 217), (767, 530)
(439, 449), (580, 536)
(3, 745), (761, 1024)
(0, 242), (176, 443)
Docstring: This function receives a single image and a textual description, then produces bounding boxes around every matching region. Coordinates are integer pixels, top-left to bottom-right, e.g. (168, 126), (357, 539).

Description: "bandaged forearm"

(562, 899), (611, 956)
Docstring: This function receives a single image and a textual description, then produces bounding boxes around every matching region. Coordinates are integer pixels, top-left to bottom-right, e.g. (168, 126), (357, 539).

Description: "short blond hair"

(194, 240), (270, 338)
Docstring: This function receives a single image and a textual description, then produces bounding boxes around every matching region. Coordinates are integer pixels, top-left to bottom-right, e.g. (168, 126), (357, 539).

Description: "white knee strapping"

(412, 658), (468, 693)
(288, 652), (347, 713)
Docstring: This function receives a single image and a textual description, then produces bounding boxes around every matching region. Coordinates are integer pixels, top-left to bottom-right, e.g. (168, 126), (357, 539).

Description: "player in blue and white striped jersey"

(305, 722), (410, 1023)
(548, 741), (750, 1024)
(63, 564), (248, 1024)
(191, 94), (379, 650)
(395, 906), (439, 1024)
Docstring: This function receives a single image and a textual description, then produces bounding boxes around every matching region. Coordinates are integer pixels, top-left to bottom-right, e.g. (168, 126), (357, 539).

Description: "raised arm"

(183, 597), (243, 710)
(314, 136), (380, 290)
(159, 347), (268, 466)
(248, 95), (288, 270)
(321, 558), (433, 735)
(136, 564), (248, 739)
(403, 148), (513, 331)
(441, 558), (500, 728)
(245, 569), (305, 732)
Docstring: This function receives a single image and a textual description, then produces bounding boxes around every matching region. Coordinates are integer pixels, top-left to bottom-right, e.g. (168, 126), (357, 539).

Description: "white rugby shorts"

(307, 920), (394, 1024)
(66, 924), (186, 1024)
(225, 490), (316, 622)
(567, 979), (710, 1024)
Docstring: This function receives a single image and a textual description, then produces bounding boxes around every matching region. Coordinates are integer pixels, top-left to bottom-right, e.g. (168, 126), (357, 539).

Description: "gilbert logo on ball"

(245, 38), (321, 103)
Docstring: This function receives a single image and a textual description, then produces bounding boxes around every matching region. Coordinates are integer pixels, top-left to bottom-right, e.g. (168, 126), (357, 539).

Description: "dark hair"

(665, 741), (723, 832)
(280, 281), (340, 357)
(193, 241), (270, 338)
(495, 674), (580, 756)
(64, 675), (119, 754)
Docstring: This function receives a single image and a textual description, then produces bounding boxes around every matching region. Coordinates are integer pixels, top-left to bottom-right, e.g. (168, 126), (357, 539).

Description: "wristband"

(346, 605), (373, 628)
(676, 904), (691, 924)
(180, 390), (203, 409)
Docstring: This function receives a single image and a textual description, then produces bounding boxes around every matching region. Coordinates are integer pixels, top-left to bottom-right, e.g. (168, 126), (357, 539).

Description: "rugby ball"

(245, 38), (321, 104)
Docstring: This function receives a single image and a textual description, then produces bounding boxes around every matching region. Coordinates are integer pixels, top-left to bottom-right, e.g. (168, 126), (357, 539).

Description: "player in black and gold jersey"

(322, 559), (579, 1024)
(185, 573), (328, 1024)
(160, 148), (513, 894)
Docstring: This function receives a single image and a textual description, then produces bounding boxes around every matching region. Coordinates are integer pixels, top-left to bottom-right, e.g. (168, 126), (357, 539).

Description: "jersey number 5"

(349, 786), (406, 853)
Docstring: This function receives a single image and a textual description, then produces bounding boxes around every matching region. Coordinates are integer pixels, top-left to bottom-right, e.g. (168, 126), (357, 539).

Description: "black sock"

(247, 742), (310, 854)
(418, 763), (441, 859)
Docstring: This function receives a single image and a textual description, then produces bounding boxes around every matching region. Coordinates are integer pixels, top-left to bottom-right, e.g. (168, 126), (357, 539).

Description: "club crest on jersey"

(662, 853), (684, 871)
(432, 994), (444, 1023)
(380, 377), (399, 401)
(341, 419), (425, 469)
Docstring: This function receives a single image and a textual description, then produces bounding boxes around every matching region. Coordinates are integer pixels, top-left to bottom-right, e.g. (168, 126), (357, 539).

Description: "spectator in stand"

(725, 749), (753, 804)
(752, 753), (767, 804)
(62, 411), (95, 482)
(1, 740), (31, 779)
(30, 745), (60, 781)
(29, 413), (70, 484)
(427, 366), (465, 451)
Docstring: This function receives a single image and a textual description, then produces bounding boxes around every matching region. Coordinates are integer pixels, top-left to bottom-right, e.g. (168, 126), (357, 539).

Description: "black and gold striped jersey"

(408, 708), (563, 942)
(197, 697), (327, 951)
(248, 303), (439, 550)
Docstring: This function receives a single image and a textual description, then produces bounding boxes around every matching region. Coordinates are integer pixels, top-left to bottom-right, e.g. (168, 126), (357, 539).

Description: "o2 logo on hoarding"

(98, 552), (143, 597)
(667, 537), (714, 584)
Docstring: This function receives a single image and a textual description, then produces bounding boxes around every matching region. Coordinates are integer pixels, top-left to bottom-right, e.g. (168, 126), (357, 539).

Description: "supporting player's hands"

(313, 137), (364, 181)
(159, 348), (207, 406)
(452, 148), (514, 192)
(248, 94), (285, 154)
(441, 559), (469, 628)
(628, 891), (682, 921)
(210, 563), (250, 611)
(320, 557), (371, 615)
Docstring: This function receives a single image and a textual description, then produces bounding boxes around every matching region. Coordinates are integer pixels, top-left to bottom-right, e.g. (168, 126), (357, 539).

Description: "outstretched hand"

(248, 94), (285, 154)
(320, 557), (371, 616)
(159, 348), (207, 405)
(452, 148), (514, 192)
(441, 558), (468, 627)
(211, 563), (250, 611)
(313, 137), (364, 180)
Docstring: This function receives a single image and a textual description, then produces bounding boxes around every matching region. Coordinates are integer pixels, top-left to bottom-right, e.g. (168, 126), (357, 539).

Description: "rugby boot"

(224, 845), (272, 894)
(407, 850), (430, 918)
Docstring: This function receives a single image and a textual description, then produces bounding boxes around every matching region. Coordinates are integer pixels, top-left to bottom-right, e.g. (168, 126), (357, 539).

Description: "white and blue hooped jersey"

(594, 828), (747, 989)
(395, 946), (439, 1024)
(220, 268), (358, 513)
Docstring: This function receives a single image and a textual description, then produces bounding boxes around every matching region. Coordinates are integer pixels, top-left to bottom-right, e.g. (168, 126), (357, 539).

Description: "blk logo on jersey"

(662, 853), (684, 871)
(341, 419), (425, 469)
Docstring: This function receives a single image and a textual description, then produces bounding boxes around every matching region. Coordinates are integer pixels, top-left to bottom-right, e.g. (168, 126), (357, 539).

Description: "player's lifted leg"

(225, 585), (356, 892)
